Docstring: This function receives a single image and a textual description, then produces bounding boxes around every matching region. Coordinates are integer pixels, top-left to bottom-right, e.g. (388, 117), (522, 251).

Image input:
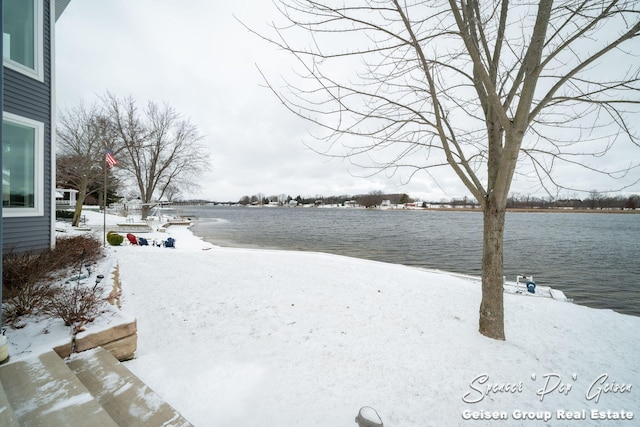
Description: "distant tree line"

(213, 191), (640, 210)
(506, 192), (640, 210)
(234, 191), (415, 208)
(166, 190), (640, 211)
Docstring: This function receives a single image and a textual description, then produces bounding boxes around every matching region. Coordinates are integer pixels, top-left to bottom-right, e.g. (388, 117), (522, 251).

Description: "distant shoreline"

(165, 204), (639, 214)
(417, 207), (640, 214)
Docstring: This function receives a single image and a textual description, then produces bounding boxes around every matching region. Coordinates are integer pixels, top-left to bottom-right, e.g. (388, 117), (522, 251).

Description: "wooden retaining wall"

(53, 319), (137, 362)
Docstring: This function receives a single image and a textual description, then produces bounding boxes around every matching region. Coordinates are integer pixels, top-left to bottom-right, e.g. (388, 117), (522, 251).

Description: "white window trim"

(2, 0), (45, 82)
(50, 0), (57, 247)
(2, 112), (45, 217)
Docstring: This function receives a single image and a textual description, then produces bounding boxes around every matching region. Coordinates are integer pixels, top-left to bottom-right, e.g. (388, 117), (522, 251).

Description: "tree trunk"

(479, 197), (506, 340)
(72, 197), (84, 227)
(140, 204), (151, 220)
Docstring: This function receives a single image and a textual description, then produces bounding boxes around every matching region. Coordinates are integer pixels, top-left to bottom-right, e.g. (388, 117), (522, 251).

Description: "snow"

(41, 392), (95, 416)
(4, 210), (640, 426)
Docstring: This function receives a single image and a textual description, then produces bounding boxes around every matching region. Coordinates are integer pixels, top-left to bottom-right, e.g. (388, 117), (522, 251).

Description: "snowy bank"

(7, 210), (640, 426)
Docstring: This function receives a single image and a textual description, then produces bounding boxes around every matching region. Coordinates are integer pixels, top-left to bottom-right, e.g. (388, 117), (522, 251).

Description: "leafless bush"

(2, 235), (104, 324)
(42, 281), (108, 332)
(2, 249), (62, 323)
(3, 235), (103, 289)
(52, 234), (103, 267)
(2, 250), (53, 293)
(2, 282), (58, 323)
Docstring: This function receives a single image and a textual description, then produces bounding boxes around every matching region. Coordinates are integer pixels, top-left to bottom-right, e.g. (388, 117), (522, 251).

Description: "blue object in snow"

(526, 280), (536, 293)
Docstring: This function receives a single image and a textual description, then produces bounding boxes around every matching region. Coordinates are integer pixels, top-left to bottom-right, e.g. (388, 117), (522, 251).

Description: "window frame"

(2, 0), (44, 82)
(2, 112), (45, 217)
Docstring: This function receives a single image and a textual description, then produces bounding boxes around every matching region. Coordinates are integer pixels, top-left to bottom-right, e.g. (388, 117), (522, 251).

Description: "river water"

(171, 206), (639, 317)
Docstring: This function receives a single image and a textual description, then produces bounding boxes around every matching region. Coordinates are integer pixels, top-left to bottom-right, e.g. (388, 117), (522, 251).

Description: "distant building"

(55, 188), (78, 208)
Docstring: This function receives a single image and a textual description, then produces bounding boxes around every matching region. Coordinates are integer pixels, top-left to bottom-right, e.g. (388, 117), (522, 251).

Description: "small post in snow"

(355, 406), (383, 427)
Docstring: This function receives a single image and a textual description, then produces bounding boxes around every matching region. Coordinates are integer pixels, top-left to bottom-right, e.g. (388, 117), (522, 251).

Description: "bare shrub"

(2, 282), (58, 323)
(2, 249), (60, 322)
(2, 250), (52, 292)
(2, 235), (104, 323)
(49, 235), (103, 269)
(3, 235), (103, 289)
(42, 281), (108, 332)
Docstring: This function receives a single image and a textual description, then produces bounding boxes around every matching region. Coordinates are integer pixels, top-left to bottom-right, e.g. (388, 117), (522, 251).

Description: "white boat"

(426, 270), (572, 303)
(505, 275), (572, 302)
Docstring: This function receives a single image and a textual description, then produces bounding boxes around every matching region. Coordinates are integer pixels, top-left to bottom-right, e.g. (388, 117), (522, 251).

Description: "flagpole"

(103, 154), (107, 247)
(103, 148), (118, 245)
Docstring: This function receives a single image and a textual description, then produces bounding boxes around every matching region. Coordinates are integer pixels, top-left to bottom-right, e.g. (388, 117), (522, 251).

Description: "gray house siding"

(2, 0), (53, 253)
(55, 0), (72, 20)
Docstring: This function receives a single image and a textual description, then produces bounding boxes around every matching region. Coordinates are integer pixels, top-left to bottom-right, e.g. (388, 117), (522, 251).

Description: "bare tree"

(588, 190), (603, 209)
(163, 184), (182, 203)
(250, 1), (640, 339)
(358, 190), (385, 208)
(57, 104), (116, 226)
(103, 94), (211, 219)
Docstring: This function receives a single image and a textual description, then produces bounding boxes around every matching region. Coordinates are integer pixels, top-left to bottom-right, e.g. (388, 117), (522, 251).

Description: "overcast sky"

(55, 1), (640, 203)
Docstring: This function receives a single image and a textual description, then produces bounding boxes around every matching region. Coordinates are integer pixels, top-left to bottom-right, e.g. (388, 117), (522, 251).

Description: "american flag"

(105, 148), (118, 168)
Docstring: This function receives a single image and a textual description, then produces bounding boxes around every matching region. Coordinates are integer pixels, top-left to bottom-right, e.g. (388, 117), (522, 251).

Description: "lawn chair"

(126, 233), (138, 245)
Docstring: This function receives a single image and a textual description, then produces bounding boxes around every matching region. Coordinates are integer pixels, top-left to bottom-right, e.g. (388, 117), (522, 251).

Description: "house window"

(2, 112), (45, 217)
(3, 0), (44, 81)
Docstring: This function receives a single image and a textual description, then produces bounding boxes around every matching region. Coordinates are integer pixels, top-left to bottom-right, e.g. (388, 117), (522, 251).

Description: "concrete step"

(67, 347), (193, 427)
(0, 379), (20, 427)
(0, 351), (118, 426)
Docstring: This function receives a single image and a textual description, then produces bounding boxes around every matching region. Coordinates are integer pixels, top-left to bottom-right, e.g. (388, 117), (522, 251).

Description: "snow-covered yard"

(5, 210), (639, 426)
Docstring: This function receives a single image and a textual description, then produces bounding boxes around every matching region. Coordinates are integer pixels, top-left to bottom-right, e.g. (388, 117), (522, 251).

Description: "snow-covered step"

(0, 380), (19, 427)
(0, 351), (118, 426)
(67, 347), (193, 427)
